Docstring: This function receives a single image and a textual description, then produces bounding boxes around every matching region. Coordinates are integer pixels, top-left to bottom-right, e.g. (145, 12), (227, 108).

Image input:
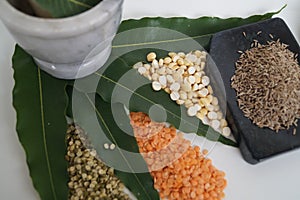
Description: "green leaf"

(12, 45), (69, 200)
(26, 0), (102, 18)
(74, 53), (236, 147)
(98, 10), (284, 147)
(70, 88), (159, 199)
(116, 5), (286, 50)
(75, 9), (284, 146)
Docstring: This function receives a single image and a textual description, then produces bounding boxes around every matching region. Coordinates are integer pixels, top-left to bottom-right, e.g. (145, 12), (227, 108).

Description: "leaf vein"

(38, 68), (57, 200)
(94, 72), (207, 133)
(112, 34), (211, 48)
(68, 0), (92, 8)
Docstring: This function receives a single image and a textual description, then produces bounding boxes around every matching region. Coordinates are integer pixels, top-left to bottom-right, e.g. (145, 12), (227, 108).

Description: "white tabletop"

(0, 0), (299, 200)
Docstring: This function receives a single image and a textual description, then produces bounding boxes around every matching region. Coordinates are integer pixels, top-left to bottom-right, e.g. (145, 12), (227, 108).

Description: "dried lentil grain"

(147, 52), (156, 62)
(130, 112), (227, 200)
(110, 143), (116, 150)
(103, 143), (109, 149)
(133, 51), (232, 137)
(66, 125), (130, 200)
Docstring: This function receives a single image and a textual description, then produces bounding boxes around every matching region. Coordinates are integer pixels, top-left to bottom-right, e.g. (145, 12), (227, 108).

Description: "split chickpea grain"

(133, 51), (231, 137)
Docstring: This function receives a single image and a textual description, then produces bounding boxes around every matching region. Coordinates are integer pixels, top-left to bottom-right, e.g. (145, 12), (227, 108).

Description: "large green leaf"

(70, 88), (159, 199)
(12, 46), (69, 200)
(116, 5), (286, 50)
(24, 0), (102, 18)
(12, 44), (158, 200)
(74, 51), (237, 146)
(75, 10), (285, 147)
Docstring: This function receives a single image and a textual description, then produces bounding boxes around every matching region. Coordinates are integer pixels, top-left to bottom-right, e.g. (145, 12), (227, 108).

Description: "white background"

(0, 0), (299, 200)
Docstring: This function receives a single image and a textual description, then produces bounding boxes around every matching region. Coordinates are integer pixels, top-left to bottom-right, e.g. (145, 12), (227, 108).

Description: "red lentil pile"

(130, 112), (227, 200)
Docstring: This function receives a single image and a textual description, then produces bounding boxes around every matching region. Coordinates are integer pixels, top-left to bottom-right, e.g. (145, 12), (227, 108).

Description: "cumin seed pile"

(231, 39), (300, 132)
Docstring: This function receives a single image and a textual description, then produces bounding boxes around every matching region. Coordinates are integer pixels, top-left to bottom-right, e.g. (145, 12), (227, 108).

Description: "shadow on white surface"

(0, 22), (40, 200)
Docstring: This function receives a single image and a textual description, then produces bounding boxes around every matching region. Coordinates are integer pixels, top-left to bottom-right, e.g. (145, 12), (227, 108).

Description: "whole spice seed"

(133, 51), (231, 137)
(66, 125), (130, 200)
(130, 112), (227, 200)
(231, 39), (300, 132)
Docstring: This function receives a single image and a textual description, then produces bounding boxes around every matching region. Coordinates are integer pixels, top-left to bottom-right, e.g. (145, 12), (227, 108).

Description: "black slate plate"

(209, 18), (300, 164)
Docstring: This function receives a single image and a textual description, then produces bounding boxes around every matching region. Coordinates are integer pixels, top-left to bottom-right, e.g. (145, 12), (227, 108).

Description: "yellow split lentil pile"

(130, 112), (227, 200)
(133, 51), (231, 137)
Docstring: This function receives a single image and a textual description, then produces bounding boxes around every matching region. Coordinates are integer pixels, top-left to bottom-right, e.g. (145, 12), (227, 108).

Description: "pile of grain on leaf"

(133, 51), (231, 137)
(231, 36), (300, 133)
(130, 112), (227, 200)
(65, 125), (130, 200)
